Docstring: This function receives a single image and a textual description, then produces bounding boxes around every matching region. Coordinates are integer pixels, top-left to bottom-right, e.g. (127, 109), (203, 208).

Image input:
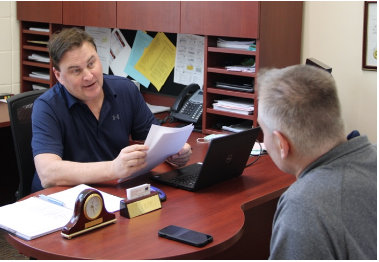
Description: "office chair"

(7, 89), (47, 200)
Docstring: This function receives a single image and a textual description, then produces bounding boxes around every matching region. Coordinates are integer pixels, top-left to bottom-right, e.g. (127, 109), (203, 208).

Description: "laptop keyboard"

(171, 174), (198, 186)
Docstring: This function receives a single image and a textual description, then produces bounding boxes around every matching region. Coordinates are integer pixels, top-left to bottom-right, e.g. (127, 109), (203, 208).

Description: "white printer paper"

(118, 124), (194, 183)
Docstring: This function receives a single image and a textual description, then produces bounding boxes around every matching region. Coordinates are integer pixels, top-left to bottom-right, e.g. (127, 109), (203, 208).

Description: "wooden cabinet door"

(117, 1), (180, 33)
(181, 1), (259, 38)
(17, 1), (62, 23)
(63, 1), (116, 28)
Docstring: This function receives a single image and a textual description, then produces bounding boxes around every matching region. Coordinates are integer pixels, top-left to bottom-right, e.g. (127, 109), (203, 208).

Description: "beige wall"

(4, 1), (377, 142)
(0, 1), (19, 95)
(302, 1), (377, 143)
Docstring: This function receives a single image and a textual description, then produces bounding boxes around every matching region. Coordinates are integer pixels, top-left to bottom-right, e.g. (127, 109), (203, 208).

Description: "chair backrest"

(7, 89), (47, 200)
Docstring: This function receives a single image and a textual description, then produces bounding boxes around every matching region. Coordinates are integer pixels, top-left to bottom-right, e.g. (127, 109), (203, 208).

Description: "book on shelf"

(0, 184), (122, 241)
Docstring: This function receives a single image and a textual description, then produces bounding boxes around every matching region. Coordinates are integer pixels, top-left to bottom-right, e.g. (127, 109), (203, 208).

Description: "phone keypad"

(180, 102), (202, 120)
(180, 102), (203, 119)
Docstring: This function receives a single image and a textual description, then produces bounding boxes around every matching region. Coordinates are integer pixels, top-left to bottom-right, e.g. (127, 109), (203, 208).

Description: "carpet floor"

(0, 231), (28, 260)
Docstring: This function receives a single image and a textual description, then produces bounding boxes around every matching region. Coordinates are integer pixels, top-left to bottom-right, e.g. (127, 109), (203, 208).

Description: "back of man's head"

(48, 27), (97, 71)
(257, 65), (345, 156)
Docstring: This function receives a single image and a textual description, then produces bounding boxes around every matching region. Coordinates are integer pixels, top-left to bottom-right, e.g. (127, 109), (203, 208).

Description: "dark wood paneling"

(17, 1), (62, 24)
(63, 1), (116, 28)
(117, 1), (180, 33)
(181, 1), (259, 38)
(259, 1), (303, 68)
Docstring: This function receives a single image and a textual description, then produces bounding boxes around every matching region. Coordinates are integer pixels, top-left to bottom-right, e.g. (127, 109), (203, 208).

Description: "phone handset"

(171, 83), (200, 113)
(169, 83), (203, 124)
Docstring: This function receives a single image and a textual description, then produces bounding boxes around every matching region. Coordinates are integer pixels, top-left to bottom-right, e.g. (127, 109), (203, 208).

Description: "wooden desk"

(5, 130), (295, 259)
(0, 102), (10, 128)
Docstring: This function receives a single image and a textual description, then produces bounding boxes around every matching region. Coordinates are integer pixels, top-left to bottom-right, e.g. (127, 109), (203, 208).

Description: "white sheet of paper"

(110, 44), (131, 78)
(85, 26), (111, 74)
(118, 124), (194, 183)
(48, 184), (123, 213)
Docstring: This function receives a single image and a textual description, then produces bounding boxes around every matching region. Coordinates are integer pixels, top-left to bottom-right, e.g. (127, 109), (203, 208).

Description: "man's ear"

(52, 67), (62, 84)
(273, 130), (290, 159)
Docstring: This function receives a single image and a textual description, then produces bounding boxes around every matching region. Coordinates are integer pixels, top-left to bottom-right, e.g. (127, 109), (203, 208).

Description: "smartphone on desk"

(158, 225), (213, 247)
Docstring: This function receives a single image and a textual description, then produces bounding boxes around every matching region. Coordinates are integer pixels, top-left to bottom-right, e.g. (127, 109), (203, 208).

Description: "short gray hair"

(257, 65), (345, 155)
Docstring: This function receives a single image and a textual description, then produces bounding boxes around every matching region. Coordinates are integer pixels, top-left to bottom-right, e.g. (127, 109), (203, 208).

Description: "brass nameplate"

(85, 217), (103, 229)
(127, 194), (161, 218)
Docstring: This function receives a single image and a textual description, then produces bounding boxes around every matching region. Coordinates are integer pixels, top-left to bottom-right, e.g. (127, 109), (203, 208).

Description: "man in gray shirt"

(257, 65), (376, 259)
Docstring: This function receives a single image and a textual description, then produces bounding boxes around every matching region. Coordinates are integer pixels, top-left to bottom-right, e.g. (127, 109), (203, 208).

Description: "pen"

(39, 194), (66, 207)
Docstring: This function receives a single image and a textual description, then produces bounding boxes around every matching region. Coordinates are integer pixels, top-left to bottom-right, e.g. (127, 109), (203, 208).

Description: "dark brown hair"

(48, 27), (97, 71)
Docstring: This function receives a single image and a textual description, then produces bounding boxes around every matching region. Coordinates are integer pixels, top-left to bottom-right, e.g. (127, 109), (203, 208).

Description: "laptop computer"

(150, 127), (261, 191)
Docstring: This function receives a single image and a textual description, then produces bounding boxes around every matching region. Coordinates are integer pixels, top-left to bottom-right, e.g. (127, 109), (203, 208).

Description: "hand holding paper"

(118, 124), (194, 183)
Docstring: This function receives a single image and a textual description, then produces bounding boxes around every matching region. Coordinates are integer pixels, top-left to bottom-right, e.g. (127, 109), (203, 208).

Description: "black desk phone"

(170, 83), (203, 124)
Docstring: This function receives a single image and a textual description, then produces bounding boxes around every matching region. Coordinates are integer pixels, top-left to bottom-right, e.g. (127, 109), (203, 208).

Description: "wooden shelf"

(202, 2), (303, 135)
(206, 108), (255, 121)
(23, 61), (50, 69)
(20, 21), (61, 92)
(23, 76), (51, 85)
(22, 29), (50, 36)
(22, 45), (48, 52)
(208, 47), (256, 55)
(207, 87), (255, 99)
(207, 67), (256, 77)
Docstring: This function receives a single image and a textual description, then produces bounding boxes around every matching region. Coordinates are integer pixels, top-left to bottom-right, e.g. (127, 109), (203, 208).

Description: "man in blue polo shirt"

(31, 28), (192, 192)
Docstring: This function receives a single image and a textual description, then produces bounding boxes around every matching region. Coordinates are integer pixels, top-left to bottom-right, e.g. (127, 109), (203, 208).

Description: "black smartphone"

(158, 225), (213, 247)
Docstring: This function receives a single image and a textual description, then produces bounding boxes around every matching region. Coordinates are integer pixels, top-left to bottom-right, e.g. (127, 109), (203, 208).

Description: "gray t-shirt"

(269, 135), (377, 259)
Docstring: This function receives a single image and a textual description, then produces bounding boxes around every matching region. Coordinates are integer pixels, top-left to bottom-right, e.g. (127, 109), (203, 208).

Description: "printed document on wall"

(85, 26), (111, 74)
(124, 30), (153, 88)
(174, 34), (204, 87)
(135, 32), (176, 91)
(110, 29), (131, 78)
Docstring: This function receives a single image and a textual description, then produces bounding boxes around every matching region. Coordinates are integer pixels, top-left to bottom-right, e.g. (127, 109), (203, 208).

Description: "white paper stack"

(28, 53), (50, 63)
(217, 38), (256, 50)
(30, 71), (50, 80)
(213, 98), (254, 115)
(29, 27), (49, 32)
(118, 124), (194, 183)
(225, 64), (255, 73)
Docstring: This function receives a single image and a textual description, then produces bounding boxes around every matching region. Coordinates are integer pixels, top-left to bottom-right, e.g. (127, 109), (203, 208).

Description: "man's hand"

(166, 143), (192, 167)
(111, 145), (149, 179)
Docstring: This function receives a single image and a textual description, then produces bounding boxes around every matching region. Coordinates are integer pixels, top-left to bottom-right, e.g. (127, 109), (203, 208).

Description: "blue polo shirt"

(31, 75), (158, 192)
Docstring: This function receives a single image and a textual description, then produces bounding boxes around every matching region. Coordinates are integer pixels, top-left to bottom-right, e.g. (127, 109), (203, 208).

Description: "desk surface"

(5, 129), (295, 259)
(0, 102), (10, 128)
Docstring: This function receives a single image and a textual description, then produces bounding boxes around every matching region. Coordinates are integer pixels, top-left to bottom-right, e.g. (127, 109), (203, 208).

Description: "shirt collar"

(60, 79), (118, 109)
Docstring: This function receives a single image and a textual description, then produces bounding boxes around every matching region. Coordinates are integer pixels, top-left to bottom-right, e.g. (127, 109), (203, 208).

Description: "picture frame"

(362, 1), (377, 70)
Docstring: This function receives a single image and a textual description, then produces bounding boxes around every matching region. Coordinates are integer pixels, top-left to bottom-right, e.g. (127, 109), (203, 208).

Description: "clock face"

(83, 193), (103, 220)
